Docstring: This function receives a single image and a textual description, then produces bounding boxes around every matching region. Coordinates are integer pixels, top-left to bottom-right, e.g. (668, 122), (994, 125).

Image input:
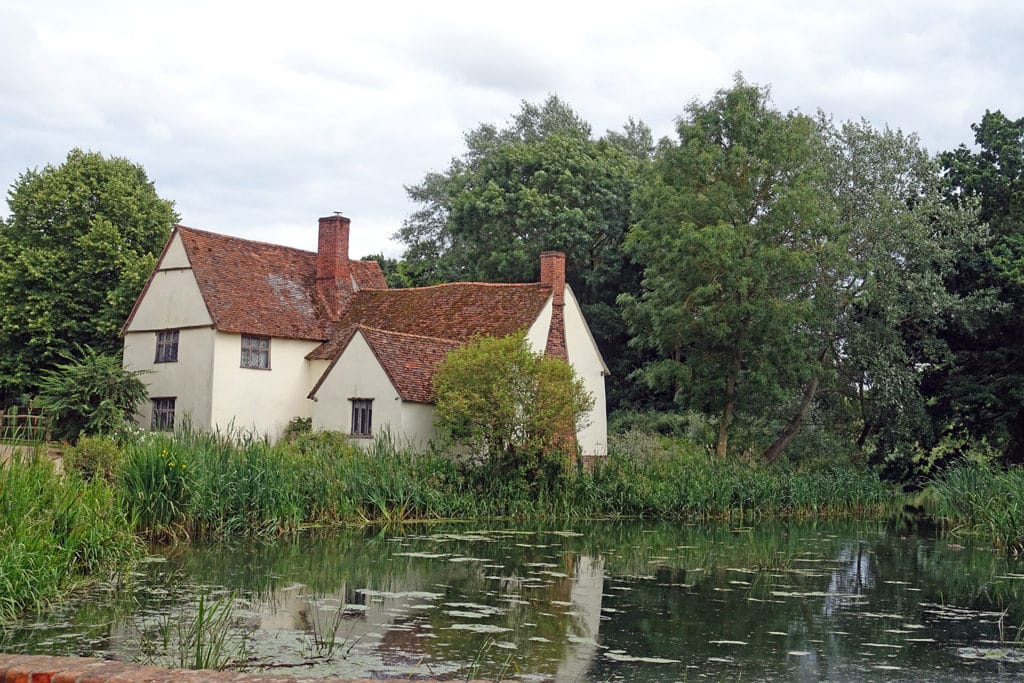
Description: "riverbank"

(11, 426), (1024, 630)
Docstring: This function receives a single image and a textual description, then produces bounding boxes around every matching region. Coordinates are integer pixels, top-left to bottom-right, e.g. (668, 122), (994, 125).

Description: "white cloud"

(1, 0), (1022, 258)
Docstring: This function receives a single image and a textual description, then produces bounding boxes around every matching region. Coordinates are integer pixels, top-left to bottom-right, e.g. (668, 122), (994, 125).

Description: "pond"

(3, 519), (1024, 681)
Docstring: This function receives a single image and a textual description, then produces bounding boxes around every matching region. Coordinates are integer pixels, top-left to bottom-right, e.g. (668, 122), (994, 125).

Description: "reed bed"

(0, 451), (140, 621)
(930, 465), (1024, 554)
(113, 426), (899, 541)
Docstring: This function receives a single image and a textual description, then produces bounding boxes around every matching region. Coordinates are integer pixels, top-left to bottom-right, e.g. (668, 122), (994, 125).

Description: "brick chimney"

(540, 251), (568, 359)
(316, 214), (353, 317)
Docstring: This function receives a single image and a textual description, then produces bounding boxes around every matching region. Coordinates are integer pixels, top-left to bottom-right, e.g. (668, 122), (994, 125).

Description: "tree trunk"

(716, 346), (742, 459)
(763, 374), (820, 463)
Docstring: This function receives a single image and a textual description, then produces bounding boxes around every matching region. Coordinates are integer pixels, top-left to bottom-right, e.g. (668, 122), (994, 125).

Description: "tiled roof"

(346, 281), (550, 338)
(309, 326), (461, 403)
(175, 226), (385, 340)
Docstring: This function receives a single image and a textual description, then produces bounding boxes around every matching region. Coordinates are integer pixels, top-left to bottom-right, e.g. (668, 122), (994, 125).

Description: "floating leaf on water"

(550, 531), (584, 537)
(551, 600), (573, 607)
(394, 552), (447, 559)
(707, 657), (734, 663)
(525, 562), (559, 568)
(958, 646), (1024, 663)
(494, 641), (517, 650)
(905, 638), (936, 642)
(444, 610), (488, 619)
(447, 623), (511, 633)
(709, 640), (748, 645)
(529, 636), (552, 643)
(787, 651), (812, 656)
(604, 652), (680, 663)
(768, 631), (788, 636)
(864, 643), (902, 649)
(448, 557), (486, 563)
(568, 635), (599, 646)
(873, 665), (902, 670)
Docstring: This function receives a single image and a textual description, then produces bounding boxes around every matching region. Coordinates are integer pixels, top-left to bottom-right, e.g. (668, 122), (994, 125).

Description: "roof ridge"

(370, 281), (549, 292)
(357, 324), (459, 345)
(178, 225), (362, 266)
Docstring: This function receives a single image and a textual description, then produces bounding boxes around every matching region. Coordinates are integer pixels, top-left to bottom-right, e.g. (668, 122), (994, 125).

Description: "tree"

(397, 96), (655, 409)
(0, 149), (177, 406)
(772, 118), (986, 467)
(432, 334), (593, 485)
(933, 111), (1024, 462)
(622, 76), (831, 458)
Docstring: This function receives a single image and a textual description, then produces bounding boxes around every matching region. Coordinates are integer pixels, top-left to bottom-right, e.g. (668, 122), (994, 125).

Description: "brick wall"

(0, 654), (508, 683)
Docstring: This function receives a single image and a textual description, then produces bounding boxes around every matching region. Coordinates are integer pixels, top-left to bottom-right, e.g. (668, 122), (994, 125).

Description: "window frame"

(155, 329), (180, 363)
(151, 397), (176, 431)
(240, 334), (271, 370)
(350, 398), (373, 438)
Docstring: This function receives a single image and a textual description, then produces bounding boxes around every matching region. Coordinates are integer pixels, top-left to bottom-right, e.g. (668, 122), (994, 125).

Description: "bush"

(432, 334), (593, 486)
(35, 346), (148, 442)
(65, 434), (122, 482)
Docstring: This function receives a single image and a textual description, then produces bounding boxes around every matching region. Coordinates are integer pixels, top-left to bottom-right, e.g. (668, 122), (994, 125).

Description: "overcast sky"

(1, 1), (1021, 258)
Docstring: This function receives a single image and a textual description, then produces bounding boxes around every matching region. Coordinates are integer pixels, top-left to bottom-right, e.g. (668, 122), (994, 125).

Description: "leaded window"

(155, 329), (179, 363)
(351, 399), (372, 437)
(241, 335), (270, 369)
(152, 397), (175, 430)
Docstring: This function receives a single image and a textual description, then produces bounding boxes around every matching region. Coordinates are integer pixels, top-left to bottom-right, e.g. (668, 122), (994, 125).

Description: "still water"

(3, 519), (1024, 681)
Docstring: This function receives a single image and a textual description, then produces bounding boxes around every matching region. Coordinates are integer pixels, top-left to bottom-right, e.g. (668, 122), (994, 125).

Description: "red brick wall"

(0, 653), (507, 683)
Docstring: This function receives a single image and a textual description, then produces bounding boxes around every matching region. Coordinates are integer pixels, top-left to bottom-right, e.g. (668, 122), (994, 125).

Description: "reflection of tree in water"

(822, 541), (874, 618)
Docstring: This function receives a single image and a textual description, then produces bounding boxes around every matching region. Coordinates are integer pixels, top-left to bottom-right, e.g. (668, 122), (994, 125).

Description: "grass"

(0, 450), (141, 622)
(930, 464), (1024, 554)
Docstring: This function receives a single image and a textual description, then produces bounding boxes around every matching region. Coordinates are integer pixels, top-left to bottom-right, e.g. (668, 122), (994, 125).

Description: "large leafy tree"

(397, 96), (654, 408)
(933, 111), (1024, 462)
(0, 149), (177, 406)
(622, 77), (831, 458)
(776, 119), (985, 467)
(623, 78), (981, 464)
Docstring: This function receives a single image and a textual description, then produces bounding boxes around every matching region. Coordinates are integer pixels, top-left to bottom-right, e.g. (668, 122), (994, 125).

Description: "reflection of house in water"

(258, 553), (608, 680)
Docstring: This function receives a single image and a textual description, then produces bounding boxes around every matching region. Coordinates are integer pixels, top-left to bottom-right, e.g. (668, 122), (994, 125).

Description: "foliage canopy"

(0, 148), (176, 406)
(432, 334), (593, 485)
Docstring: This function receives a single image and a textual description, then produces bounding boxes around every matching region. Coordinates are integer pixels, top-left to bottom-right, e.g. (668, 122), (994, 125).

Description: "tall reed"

(930, 465), (1024, 553)
(0, 451), (140, 622)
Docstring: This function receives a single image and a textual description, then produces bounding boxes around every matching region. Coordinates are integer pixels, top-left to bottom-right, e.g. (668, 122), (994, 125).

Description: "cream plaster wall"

(124, 236), (211, 332)
(123, 327), (216, 431)
(310, 332), (403, 445)
(398, 401), (439, 451)
(524, 290), (608, 457)
(209, 333), (319, 441)
(563, 287), (608, 456)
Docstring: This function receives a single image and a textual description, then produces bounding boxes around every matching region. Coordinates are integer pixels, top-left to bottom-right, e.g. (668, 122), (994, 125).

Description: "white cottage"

(122, 215), (608, 455)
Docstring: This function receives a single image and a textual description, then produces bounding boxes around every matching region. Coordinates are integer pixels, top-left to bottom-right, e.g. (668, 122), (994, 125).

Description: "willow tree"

(623, 76), (833, 458)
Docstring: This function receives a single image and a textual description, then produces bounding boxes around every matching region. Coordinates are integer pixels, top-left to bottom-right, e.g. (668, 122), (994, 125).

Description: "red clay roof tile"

(175, 226), (385, 340)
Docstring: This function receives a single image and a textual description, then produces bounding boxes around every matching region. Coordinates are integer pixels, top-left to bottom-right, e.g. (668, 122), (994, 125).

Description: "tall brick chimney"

(316, 214), (353, 317)
(540, 251), (568, 359)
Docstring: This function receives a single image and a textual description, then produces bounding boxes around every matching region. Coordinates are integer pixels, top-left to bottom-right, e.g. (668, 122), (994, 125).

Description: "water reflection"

(3, 520), (1024, 681)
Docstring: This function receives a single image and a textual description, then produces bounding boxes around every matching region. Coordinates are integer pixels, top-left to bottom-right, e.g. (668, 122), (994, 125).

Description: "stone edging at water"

(0, 654), (508, 683)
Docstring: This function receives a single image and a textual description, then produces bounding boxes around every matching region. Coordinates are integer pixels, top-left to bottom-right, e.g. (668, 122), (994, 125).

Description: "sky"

(1, 1), (1021, 258)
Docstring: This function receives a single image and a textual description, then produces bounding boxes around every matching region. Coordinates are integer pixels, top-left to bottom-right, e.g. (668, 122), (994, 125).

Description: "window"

(350, 399), (373, 437)
(155, 329), (179, 363)
(241, 335), (270, 369)
(152, 397), (175, 430)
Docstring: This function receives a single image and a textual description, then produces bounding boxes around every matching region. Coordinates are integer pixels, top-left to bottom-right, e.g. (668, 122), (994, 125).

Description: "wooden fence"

(0, 404), (51, 443)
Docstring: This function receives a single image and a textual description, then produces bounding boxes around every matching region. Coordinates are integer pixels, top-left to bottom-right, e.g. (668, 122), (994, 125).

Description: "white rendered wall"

(123, 235), (212, 332)
(123, 327), (216, 431)
(310, 332), (404, 446)
(563, 287), (608, 456)
(209, 333), (319, 441)
(122, 236), (217, 431)
(399, 401), (439, 451)
(526, 290), (608, 457)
